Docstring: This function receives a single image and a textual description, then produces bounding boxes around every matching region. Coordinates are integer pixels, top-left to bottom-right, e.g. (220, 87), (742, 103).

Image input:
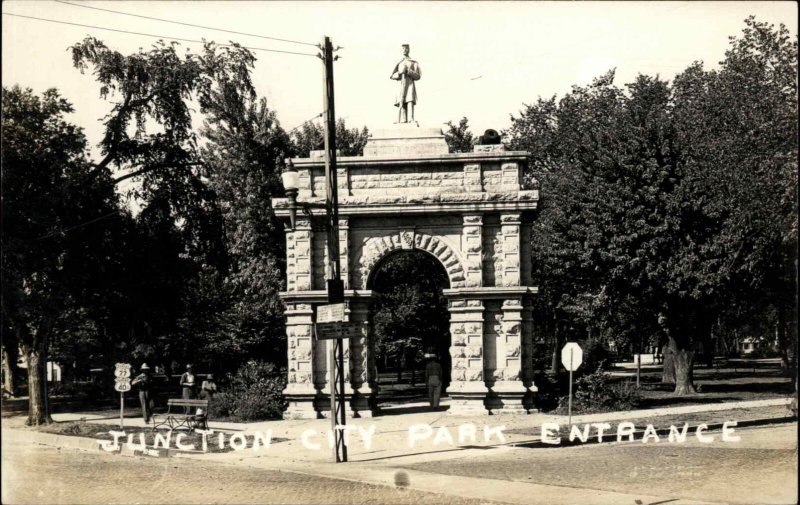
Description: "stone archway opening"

(367, 249), (451, 409)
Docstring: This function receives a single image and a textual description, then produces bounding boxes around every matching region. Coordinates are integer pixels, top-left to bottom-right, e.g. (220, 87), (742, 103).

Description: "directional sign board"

(561, 342), (583, 372)
(317, 303), (346, 324)
(316, 322), (363, 340)
(114, 363), (132, 379)
(114, 379), (132, 392)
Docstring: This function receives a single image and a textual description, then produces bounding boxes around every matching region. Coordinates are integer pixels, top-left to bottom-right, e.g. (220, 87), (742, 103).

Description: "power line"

(35, 209), (122, 240)
(288, 112), (324, 133)
(3, 12), (319, 57)
(54, 0), (318, 48)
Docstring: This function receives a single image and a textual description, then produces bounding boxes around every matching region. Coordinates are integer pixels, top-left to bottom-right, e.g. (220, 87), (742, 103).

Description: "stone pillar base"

(350, 390), (373, 418)
(283, 392), (325, 420)
(485, 382), (536, 414)
(284, 391), (377, 419)
(447, 383), (489, 415)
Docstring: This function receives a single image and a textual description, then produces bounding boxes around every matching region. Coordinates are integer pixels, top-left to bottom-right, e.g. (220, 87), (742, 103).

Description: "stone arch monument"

(273, 126), (539, 419)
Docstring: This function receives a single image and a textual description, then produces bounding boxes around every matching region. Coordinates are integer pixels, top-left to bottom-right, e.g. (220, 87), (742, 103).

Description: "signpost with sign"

(315, 322), (364, 340)
(560, 342), (583, 426)
(114, 363), (132, 429)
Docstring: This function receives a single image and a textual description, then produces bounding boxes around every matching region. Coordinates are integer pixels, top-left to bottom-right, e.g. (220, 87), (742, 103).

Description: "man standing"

(425, 354), (442, 409)
(131, 363), (152, 423)
(390, 44), (421, 124)
(180, 364), (196, 414)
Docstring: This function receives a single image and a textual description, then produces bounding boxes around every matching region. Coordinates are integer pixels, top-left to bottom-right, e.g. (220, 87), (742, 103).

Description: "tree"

(68, 39), (275, 373)
(2, 86), (121, 424)
(371, 252), (450, 381)
(509, 19), (797, 395)
(200, 88), (292, 369)
(290, 118), (369, 158)
(444, 117), (475, 153)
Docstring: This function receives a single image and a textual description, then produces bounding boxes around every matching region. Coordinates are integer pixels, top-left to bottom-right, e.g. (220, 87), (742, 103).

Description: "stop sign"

(561, 342), (583, 372)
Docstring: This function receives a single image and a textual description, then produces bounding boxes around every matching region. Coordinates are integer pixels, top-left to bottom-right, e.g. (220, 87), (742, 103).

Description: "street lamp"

(281, 159), (324, 231)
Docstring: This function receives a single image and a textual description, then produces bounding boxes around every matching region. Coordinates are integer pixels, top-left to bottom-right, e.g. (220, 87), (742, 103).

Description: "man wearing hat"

(390, 43), (421, 124)
(424, 354), (442, 409)
(131, 364), (152, 423)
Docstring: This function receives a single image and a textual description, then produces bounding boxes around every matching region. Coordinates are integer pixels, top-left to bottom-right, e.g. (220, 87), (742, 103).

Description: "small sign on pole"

(114, 363), (132, 429)
(317, 303), (346, 324)
(560, 342), (583, 426)
(315, 322), (363, 340)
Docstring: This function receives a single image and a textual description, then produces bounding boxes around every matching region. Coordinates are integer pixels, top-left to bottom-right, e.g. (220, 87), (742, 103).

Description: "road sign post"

(114, 363), (132, 429)
(560, 342), (583, 427)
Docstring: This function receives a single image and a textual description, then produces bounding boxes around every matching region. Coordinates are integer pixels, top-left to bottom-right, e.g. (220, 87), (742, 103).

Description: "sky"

(2, 1), (798, 155)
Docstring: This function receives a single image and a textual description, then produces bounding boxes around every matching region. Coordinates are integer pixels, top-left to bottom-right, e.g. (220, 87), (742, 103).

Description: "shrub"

(532, 371), (563, 412)
(580, 338), (613, 373)
(556, 366), (640, 414)
(208, 361), (286, 422)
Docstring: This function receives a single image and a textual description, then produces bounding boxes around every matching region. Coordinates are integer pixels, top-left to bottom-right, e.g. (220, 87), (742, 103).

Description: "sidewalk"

(4, 397), (792, 505)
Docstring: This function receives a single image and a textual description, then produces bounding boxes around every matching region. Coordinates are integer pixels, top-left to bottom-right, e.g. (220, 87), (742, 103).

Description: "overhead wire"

(54, 0), (319, 48)
(288, 113), (324, 133)
(35, 209), (122, 240)
(2, 12), (319, 57)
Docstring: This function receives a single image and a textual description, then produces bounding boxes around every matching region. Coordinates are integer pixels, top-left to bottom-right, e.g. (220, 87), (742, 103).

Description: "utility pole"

(320, 35), (347, 463)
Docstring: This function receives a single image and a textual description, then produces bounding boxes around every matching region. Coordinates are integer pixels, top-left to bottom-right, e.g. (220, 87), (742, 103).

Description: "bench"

(151, 399), (209, 431)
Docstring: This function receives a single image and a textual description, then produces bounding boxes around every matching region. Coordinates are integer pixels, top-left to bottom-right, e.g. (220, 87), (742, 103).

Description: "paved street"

(400, 423), (798, 505)
(1, 438), (503, 505)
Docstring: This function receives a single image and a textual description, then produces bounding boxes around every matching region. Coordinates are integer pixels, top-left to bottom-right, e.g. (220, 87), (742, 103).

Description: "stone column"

(485, 298), (527, 414)
(521, 298), (537, 411)
(462, 214), (483, 288)
(448, 298), (488, 415)
(286, 216), (313, 292)
(500, 214), (521, 287)
(283, 302), (320, 419)
(347, 299), (372, 417)
(339, 218), (350, 289)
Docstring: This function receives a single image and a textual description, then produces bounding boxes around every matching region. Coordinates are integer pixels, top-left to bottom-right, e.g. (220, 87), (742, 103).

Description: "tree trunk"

(669, 336), (696, 395)
(23, 341), (52, 426)
(550, 326), (561, 374)
(662, 348), (675, 384)
(2, 342), (19, 396)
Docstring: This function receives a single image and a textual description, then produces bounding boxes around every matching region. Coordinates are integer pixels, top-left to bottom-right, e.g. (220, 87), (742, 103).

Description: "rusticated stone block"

(467, 369), (483, 381)
(466, 346), (482, 358)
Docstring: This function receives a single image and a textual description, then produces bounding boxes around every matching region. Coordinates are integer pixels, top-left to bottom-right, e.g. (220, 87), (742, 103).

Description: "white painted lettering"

(358, 424), (376, 450)
(301, 429), (321, 451)
(408, 424), (433, 448)
(541, 423), (561, 444)
(99, 431), (126, 451)
(458, 423), (478, 445)
(483, 424), (506, 444)
(616, 422), (636, 442)
(722, 421), (740, 442)
(695, 424), (714, 443)
(229, 433), (247, 451)
(433, 426), (455, 446)
(195, 429), (213, 452)
(569, 424), (590, 443)
(175, 433), (195, 451)
(642, 424), (660, 443)
(153, 431), (172, 450)
(252, 430), (272, 451)
(593, 423), (612, 442)
(668, 423), (689, 443)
